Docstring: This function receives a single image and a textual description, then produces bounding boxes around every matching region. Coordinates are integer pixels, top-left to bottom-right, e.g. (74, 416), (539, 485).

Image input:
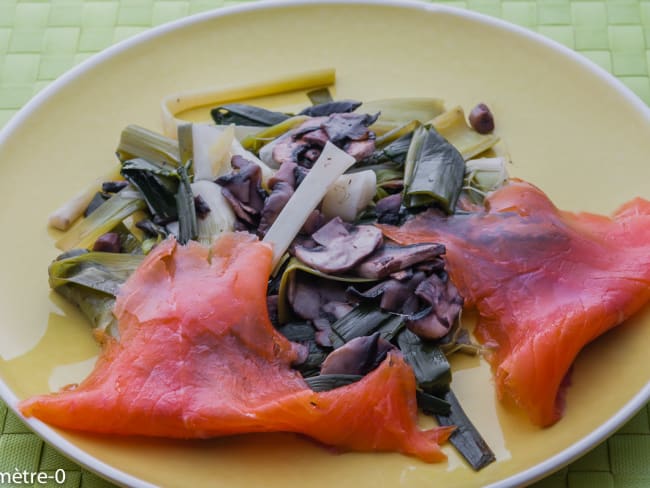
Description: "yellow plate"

(1, 1), (649, 487)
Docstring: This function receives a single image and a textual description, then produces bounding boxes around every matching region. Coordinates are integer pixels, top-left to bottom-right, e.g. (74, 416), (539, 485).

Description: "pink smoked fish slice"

(380, 180), (650, 427)
(21, 233), (452, 462)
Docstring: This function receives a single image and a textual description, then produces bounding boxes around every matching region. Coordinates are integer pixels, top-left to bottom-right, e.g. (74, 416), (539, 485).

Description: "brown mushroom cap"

(406, 273), (464, 340)
(320, 333), (396, 376)
(293, 217), (383, 274)
(356, 242), (446, 279)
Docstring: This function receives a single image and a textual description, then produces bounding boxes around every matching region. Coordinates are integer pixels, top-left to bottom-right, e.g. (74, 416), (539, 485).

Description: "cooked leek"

(416, 390), (451, 415)
(397, 329), (451, 394)
(116, 124), (180, 166)
(463, 156), (509, 202)
(321, 170), (377, 222)
(263, 142), (356, 269)
(56, 191), (146, 251)
(306, 374), (363, 392)
(364, 98), (445, 134)
(211, 103), (290, 127)
(432, 107), (499, 160)
(242, 115), (311, 155)
(121, 158), (179, 223)
(48, 167), (123, 231)
(192, 124), (234, 181)
(49, 251), (144, 294)
(403, 126), (465, 213)
(175, 163), (198, 245)
(191, 180), (236, 245)
(306, 87), (334, 105)
(161, 68), (335, 137)
(49, 251), (144, 337)
(434, 390), (496, 470)
(329, 303), (405, 349)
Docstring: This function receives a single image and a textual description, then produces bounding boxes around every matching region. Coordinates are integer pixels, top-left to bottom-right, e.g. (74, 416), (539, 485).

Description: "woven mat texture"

(1, 1), (649, 487)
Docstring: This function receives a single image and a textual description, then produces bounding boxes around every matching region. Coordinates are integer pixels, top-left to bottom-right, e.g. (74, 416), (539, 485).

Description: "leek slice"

(329, 303), (405, 349)
(416, 390), (451, 415)
(374, 120), (420, 149)
(306, 374), (363, 392)
(263, 142), (356, 269)
(56, 191), (146, 251)
(434, 390), (497, 470)
(175, 163), (198, 245)
(397, 329), (451, 395)
(161, 68), (335, 138)
(242, 115), (311, 155)
(403, 126), (465, 213)
(321, 170), (377, 222)
(366, 98), (445, 134)
(49, 251), (144, 337)
(432, 106), (500, 160)
(116, 124), (180, 167)
(48, 167), (123, 231)
(49, 251), (144, 294)
(191, 180), (236, 245)
(192, 124), (234, 181)
(121, 158), (179, 223)
(306, 87), (334, 105)
(463, 156), (510, 203)
(211, 103), (290, 127)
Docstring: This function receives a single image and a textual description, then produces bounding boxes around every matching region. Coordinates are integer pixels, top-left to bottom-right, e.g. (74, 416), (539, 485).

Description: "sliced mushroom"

(320, 332), (396, 375)
(293, 217), (383, 274)
(272, 113), (378, 167)
(348, 271), (427, 313)
(322, 112), (379, 144)
(356, 242), (446, 279)
(375, 193), (402, 225)
(215, 155), (266, 226)
(267, 162), (297, 189)
(298, 100), (362, 117)
(407, 273), (464, 340)
(287, 273), (348, 321)
(258, 181), (294, 235)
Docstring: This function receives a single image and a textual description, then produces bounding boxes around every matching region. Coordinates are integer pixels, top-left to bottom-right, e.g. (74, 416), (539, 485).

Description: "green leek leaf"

(403, 126), (465, 213)
(306, 87), (333, 105)
(416, 390), (451, 415)
(175, 163), (198, 244)
(434, 389), (496, 471)
(49, 251), (144, 337)
(116, 124), (180, 167)
(211, 103), (291, 127)
(329, 302), (405, 349)
(56, 192), (146, 251)
(305, 374), (363, 392)
(121, 158), (179, 223)
(397, 329), (451, 395)
(241, 115), (310, 153)
(432, 107), (500, 160)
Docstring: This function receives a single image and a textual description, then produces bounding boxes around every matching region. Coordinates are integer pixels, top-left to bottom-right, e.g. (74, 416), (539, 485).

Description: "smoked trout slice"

(380, 180), (650, 427)
(20, 233), (451, 462)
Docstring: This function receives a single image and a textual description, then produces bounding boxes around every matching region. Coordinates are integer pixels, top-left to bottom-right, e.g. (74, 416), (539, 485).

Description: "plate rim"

(0, 1), (649, 487)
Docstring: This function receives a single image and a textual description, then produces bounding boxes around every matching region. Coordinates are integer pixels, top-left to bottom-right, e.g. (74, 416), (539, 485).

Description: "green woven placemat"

(0, 1), (649, 487)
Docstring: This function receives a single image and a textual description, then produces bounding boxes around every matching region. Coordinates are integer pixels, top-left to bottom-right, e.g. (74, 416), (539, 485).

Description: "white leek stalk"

(263, 142), (356, 268)
(322, 170), (377, 222)
(190, 180), (236, 245)
(161, 69), (335, 138)
(192, 124), (234, 181)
